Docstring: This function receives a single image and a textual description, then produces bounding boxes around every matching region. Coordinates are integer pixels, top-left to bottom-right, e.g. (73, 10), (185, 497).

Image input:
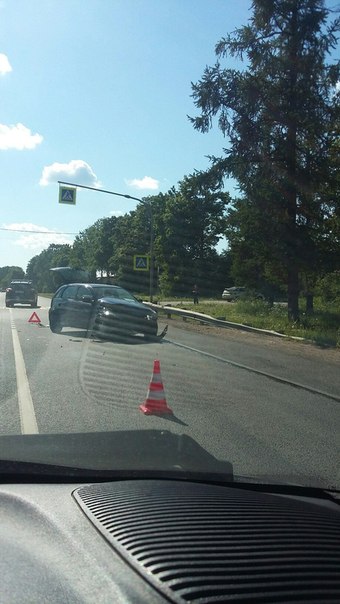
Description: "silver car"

(222, 286), (246, 301)
(222, 286), (264, 301)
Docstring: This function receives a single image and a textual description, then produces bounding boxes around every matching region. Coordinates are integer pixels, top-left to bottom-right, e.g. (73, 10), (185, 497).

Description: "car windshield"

(94, 287), (137, 302)
(10, 282), (32, 289)
(0, 0), (339, 492)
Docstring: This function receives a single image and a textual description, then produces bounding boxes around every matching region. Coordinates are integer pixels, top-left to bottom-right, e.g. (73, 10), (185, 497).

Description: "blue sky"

(0, 0), (337, 271)
(0, 0), (253, 270)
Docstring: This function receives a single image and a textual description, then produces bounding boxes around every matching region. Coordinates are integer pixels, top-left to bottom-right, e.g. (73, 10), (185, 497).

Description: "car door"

(54, 285), (79, 328)
(73, 285), (95, 329)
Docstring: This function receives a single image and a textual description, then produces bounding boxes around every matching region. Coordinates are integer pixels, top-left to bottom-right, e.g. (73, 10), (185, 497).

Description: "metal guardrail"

(142, 302), (296, 340)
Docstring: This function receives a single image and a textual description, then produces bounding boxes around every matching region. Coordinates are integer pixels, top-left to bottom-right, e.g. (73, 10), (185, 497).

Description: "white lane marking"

(10, 310), (39, 434)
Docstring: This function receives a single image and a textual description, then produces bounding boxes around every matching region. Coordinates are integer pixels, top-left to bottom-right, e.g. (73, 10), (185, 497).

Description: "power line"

(0, 227), (78, 235)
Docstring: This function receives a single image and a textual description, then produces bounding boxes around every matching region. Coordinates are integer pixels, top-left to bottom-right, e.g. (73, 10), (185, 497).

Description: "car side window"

(104, 289), (118, 298)
(55, 286), (66, 298)
(62, 285), (78, 300)
(76, 286), (91, 300)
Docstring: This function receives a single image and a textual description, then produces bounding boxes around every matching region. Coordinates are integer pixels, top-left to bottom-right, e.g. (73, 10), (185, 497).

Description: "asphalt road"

(0, 293), (339, 489)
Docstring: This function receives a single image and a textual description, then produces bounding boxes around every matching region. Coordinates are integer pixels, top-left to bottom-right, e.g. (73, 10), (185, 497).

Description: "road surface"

(0, 293), (339, 489)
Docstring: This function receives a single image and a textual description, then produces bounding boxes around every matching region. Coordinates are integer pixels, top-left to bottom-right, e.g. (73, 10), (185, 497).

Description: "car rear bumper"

(6, 298), (37, 304)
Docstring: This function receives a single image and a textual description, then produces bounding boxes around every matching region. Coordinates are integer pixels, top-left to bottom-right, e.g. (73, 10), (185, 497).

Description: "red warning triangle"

(28, 312), (41, 324)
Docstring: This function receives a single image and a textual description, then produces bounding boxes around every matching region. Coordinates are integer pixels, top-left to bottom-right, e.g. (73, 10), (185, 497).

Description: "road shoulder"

(165, 318), (340, 365)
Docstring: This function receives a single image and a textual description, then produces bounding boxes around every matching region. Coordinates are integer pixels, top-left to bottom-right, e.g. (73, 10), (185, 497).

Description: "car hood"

(0, 430), (232, 477)
(98, 296), (157, 315)
(0, 430), (336, 492)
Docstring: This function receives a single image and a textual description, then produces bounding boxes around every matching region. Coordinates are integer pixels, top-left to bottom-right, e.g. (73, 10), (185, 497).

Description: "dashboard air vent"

(74, 480), (340, 603)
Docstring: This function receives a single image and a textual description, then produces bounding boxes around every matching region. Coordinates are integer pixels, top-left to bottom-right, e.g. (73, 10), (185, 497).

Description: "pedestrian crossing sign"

(133, 255), (149, 271)
(59, 186), (76, 205)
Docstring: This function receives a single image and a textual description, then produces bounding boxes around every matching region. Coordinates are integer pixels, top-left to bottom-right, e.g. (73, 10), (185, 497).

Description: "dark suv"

(5, 281), (38, 308)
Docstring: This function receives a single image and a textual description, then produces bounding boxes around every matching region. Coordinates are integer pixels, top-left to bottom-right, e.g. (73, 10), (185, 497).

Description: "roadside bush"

(316, 272), (340, 303)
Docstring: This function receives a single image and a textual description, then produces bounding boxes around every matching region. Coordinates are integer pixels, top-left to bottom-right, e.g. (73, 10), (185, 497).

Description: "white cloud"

(0, 53), (12, 75)
(126, 176), (159, 191)
(3, 223), (73, 250)
(0, 123), (43, 150)
(39, 159), (100, 187)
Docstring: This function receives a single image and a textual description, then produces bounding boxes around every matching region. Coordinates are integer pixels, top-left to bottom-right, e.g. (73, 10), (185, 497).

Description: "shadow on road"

(52, 329), (162, 345)
(155, 414), (188, 427)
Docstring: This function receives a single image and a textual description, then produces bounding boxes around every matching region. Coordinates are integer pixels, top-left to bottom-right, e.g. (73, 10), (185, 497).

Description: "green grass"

(41, 290), (339, 347)
(159, 297), (340, 348)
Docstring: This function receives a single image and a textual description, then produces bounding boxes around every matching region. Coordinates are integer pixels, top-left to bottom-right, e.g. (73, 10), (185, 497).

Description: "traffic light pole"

(58, 181), (154, 302)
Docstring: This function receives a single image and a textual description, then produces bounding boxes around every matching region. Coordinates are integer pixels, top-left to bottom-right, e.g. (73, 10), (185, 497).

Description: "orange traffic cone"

(140, 360), (173, 415)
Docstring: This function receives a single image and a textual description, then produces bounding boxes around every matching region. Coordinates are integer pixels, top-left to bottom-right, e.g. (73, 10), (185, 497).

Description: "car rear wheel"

(49, 313), (62, 333)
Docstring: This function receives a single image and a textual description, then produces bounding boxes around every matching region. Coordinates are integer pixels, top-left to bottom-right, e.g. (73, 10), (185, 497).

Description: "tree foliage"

(26, 244), (73, 292)
(153, 173), (230, 295)
(190, 0), (340, 320)
(0, 266), (25, 289)
(22, 173), (231, 297)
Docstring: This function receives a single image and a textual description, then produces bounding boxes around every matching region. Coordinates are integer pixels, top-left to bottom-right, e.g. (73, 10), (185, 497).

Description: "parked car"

(222, 286), (265, 301)
(49, 282), (158, 339)
(5, 280), (38, 307)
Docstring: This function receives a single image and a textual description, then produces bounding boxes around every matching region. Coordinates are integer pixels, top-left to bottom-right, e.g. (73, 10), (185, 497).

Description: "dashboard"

(1, 478), (340, 603)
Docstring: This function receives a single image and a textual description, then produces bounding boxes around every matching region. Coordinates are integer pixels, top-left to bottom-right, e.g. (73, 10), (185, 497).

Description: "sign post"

(57, 181), (154, 302)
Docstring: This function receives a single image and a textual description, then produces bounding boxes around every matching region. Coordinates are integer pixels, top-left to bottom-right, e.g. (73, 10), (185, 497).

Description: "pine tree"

(190, 0), (339, 320)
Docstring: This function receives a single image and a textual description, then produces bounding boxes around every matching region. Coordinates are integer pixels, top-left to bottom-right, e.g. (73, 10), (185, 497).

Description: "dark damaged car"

(48, 281), (158, 339)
